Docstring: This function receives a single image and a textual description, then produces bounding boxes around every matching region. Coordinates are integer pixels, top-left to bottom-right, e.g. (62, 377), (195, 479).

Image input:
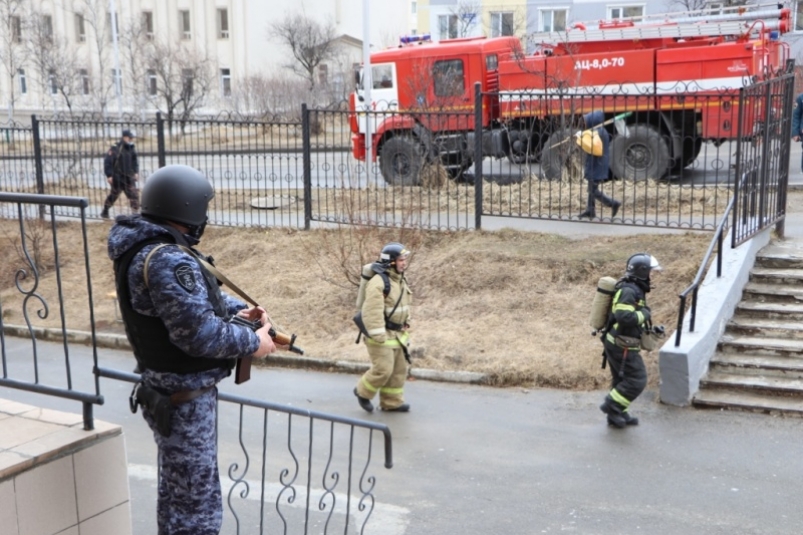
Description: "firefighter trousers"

(603, 341), (647, 411)
(356, 342), (407, 410)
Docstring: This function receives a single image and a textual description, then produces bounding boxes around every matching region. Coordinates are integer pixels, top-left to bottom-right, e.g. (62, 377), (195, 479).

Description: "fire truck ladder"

(528, 3), (790, 44)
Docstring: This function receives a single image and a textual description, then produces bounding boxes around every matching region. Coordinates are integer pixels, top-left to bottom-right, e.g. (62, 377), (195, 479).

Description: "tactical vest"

(114, 232), (235, 374)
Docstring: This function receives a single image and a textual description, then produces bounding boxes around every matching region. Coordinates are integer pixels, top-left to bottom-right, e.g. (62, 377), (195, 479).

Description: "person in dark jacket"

(792, 93), (803, 172)
(579, 111), (620, 219)
(101, 129), (140, 219)
(108, 165), (277, 534)
(599, 253), (661, 428)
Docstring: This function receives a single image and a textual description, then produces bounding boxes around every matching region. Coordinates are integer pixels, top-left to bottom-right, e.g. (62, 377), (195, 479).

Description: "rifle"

(229, 315), (304, 384)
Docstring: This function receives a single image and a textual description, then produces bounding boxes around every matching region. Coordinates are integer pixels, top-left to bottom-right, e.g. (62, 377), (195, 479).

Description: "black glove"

(652, 325), (665, 336)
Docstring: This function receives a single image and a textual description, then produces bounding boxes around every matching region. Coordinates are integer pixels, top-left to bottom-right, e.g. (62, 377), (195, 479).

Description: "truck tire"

(379, 136), (424, 186)
(611, 125), (670, 181)
(541, 128), (582, 181)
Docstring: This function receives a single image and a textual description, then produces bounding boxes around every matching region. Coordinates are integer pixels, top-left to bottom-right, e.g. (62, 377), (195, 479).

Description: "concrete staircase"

(693, 241), (803, 416)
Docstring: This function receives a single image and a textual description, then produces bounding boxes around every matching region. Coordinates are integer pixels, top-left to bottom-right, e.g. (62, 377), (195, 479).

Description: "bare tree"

(145, 38), (214, 132)
(68, 0), (113, 116)
(119, 17), (151, 117)
(0, 0), (29, 118)
(665, 0), (749, 13)
(269, 12), (337, 91)
(28, 11), (79, 114)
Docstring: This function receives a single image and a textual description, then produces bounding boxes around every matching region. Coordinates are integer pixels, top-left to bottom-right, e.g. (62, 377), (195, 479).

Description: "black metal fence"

(0, 76), (792, 235)
(0, 192), (393, 534)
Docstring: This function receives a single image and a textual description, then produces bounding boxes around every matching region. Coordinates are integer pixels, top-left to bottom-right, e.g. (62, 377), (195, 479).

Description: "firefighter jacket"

(361, 267), (411, 346)
(605, 280), (651, 349)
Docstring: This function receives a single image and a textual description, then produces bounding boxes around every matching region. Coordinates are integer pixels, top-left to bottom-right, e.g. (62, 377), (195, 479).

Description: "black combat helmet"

(626, 253), (662, 281)
(141, 165), (214, 227)
(379, 242), (410, 265)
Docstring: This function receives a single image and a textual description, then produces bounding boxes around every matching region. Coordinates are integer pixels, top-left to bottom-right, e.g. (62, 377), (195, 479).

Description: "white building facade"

(0, 0), (413, 118)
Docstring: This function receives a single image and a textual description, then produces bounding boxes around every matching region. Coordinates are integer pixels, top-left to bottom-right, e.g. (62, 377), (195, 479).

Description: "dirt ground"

(3, 191), (800, 390)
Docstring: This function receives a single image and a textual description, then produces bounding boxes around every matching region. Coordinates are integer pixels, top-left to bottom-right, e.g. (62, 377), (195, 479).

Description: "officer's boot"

(599, 395), (627, 428)
(100, 207), (110, 219)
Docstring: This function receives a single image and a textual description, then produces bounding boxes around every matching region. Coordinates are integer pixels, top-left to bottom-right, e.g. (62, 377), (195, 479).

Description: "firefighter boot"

(382, 403), (410, 413)
(599, 395), (627, 429)
(354, 388), (374, 413)
(622, 411), (639, 426)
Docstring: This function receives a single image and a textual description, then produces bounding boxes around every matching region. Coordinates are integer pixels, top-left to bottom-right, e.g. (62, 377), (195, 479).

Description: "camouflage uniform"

(109, 215), (259, 535)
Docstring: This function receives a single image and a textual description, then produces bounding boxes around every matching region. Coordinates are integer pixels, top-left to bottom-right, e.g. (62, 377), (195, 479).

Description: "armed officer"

(599, 253), (661, 428)
(108, 165), (276, 535)
(354, 242), (413, 413)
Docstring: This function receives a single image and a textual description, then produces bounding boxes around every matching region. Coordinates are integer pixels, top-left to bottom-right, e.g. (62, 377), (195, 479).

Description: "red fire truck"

(349, 4), (792, 184)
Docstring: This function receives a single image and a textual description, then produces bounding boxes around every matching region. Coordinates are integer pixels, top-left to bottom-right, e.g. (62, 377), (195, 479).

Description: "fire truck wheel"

(610, 125), (670, 181)
(379, 136), (424, 186)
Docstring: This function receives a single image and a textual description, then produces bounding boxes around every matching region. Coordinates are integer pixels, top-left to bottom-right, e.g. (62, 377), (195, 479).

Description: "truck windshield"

(358, 64), (394, 90)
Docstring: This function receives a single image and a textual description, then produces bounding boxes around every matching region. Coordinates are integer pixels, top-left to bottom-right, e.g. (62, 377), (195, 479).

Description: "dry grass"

(0, 217), (712, 390)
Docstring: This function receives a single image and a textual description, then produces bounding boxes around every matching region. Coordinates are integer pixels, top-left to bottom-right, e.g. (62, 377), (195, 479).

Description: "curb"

(2, 324), (490, 386)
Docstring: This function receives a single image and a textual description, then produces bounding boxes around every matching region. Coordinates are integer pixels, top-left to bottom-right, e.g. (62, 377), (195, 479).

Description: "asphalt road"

(2, 339), (803, 535)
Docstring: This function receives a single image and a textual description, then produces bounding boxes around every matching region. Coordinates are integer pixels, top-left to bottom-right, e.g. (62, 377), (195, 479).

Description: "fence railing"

(0, 192), (103, 429)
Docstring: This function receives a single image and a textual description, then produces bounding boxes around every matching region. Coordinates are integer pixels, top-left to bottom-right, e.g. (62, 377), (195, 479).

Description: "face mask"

(126, 141), (135, 147)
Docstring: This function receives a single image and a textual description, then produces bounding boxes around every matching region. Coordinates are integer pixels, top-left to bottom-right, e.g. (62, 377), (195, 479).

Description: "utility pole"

(362, 0), (372, 176)
(109, 0), (123, 118)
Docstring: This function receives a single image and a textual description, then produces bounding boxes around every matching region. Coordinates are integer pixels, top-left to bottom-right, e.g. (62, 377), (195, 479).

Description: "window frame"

(220, 68), (232, 97)
(18, 68), (27, 95)
(112, 68), (122, 95)
(433, 58), (465, 98)
(490, 11), (515, 37)
(79, 69), (90, 96)
(217, 8), (229, 39)
(75, 14), (86, 43)
(11, 16), (21, 43)
(607, 4), (645, 21)
(179, 9), (191, 40)
(147, 69), (157, 96)
(539, 8), (568, 32)
(437, 14), (458, 40)
(142, 11), (154, 40)
(48, 70), (58, 95)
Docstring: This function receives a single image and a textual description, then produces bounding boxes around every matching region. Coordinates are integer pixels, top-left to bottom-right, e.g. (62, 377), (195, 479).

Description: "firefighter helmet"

(141, 165), (214, 227)
(379, 242), (410, 265)
(625, 253), (662, 281)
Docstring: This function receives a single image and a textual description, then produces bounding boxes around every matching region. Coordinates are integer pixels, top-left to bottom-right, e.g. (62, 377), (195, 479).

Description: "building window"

(608, 5), (645, 20)
(18, 68), (26, 94)
(220, 68), (231, 96)
(411, 1), (417, 15)
(42, 15), (53, 42)
(147, 69), (157, 96)
(433, 59), (464, 97)
(112, 68), (122, 95)
(75, 14), (86, 43)
(437, 14), (458, 40)
(48, 70), (58, 95)
(142, 11), (154, 39)
(79, 69), (90, 95)
(540, 9), (567, 32)
(182, 69), (194, 97)
(490, 12), (514, 37)
(11, 16), (21, 43)
(180, 10), (191, 40)
(106, 11), (119, 42)
(217, 8), (229, 39)
(707, 3), (723, 15)
(317, 64), (328, 86)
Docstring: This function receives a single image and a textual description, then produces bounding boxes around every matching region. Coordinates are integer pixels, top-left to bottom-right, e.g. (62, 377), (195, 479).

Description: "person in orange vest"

(354, 243), (413, 412)
(578, 111), (620, 219)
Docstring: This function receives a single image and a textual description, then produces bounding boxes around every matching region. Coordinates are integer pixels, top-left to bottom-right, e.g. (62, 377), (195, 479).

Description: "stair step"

(693, 389), (803, 416)
(755, 243), (803, 269)
(750, 267), (803, 285)
(719, 335), (803, 357)
(710, 352), (803, 378)
(700, 370), (803, 396)
(742, 282), (803, 303)
(735, 301), (803, 320)
(727, 317), (803, 339)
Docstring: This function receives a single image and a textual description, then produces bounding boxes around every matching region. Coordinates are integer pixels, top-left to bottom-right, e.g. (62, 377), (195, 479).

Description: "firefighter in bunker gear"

(599, 253), (662, 428)
(354, 242), (413, 412)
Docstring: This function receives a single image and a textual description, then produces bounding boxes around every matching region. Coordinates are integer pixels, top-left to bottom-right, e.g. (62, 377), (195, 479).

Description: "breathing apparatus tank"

(589, 276), (617, 333)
